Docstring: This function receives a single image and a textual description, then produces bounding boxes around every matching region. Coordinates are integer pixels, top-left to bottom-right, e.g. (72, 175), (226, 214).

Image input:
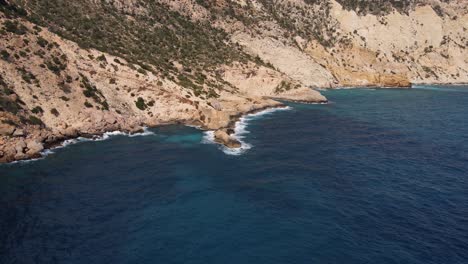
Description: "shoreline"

(2, 83), (465, 165)
(412, 83), (468, 87)
(1, 103), (289, 165)
(325, 82), (468, 90)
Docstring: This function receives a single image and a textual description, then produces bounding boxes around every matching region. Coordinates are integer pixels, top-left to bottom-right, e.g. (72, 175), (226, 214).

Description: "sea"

(1, 85), (467, 264)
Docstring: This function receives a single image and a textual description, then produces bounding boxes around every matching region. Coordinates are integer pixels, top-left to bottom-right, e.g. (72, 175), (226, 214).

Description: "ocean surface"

(1, 86), (468, 264)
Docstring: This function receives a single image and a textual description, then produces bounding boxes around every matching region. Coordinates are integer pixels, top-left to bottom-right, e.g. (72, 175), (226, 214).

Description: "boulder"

(26, 140), (44, 155)
(14, 152), (27, 160)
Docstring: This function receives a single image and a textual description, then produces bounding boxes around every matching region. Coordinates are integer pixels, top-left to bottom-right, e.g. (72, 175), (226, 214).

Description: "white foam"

(94, 127), (155, 141)
(331, 86), (354, 90)
(20, 127), (157, 162)
(203, 107), (292, 156)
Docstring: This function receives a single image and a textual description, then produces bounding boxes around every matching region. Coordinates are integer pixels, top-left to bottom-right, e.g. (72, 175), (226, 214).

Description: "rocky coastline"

(0, 95), (324, 163)
(3, 82), (467, 164)
(1, 0), (467, 163)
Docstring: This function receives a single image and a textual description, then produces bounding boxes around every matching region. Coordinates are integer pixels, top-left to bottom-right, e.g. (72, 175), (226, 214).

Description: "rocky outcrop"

(214, 129), (241, 149)
(25, 140), (44, 156)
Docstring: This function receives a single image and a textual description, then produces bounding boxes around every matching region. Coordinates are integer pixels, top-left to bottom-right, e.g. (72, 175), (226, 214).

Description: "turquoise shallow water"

(1, 86), (468, 263)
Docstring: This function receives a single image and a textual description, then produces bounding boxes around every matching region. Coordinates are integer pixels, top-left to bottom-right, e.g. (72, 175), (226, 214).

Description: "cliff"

(0, 0), (466, 162)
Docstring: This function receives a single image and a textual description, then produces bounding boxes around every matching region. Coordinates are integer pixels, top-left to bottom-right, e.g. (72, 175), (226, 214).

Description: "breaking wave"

(202, 107), (292, 156)
(13, 128), (156, 164)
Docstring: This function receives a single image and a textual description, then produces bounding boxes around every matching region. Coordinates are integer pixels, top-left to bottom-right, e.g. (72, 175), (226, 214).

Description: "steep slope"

(0, 0), (467, 163)
(0, 2), (325, 163)
(206, 0), (467, 87)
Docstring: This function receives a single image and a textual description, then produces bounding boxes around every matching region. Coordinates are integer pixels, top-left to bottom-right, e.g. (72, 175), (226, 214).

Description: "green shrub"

(0, 2), (27, 17)
(4, 20), (28, 35)
(28, 115), (44, 126)
(1, 119), (17, 126)
(140, 64), (153, 72)
(0, 50), (10, 61)
(96, 54), (107, 62)
(274, 80), (297, 94)
(37, 36), (48, 47)
(135, 97), (147, 110)
(0, 96), (22, 114)
(31, 106), (44, 114)
(137, 68), (147, 75)
(50, 108), (60, 116)
(80, 75), (109, 110)
(17, 67), (36, 84)
(45, 60), (61, 74)
(83, 89), (93, 97)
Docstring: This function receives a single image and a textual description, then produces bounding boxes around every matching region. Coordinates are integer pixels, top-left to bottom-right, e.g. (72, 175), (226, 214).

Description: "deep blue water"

(1, 86), (468, 264)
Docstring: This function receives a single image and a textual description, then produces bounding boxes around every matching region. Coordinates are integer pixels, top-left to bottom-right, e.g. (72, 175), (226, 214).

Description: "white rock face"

(232, 32), (336, 88)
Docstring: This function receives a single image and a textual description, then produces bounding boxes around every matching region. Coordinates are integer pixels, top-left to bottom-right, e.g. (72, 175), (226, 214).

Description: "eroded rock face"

(214, 129), (242, 149)
(0, 124), (15, 136)
(14, 139), (27, 159)
(26, 140), (44, 156)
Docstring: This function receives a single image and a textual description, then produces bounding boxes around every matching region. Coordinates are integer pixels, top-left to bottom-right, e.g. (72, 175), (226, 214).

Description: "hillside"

(0, 0), (467, 162)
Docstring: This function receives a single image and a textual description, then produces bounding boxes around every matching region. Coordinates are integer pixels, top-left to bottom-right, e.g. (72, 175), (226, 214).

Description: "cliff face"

(0, 0), (467, 162)
(219, 0), (467, 87)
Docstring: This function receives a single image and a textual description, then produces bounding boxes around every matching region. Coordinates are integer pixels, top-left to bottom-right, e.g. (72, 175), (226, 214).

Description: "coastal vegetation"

(135, 97), (148, 111)
(7, 0), (251, 97)
(274, 81), (299, 94)
(80, 74), (109, 110)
